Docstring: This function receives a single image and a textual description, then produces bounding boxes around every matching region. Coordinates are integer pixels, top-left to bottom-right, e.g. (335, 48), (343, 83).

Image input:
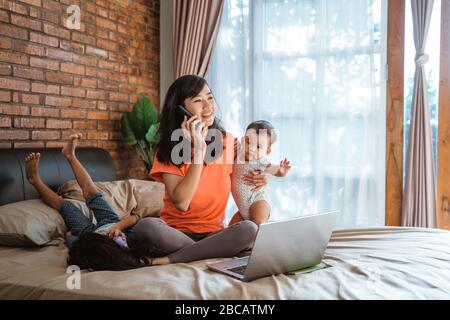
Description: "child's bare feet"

(25, 152), (41, 185)
(62, 133), (82, 159)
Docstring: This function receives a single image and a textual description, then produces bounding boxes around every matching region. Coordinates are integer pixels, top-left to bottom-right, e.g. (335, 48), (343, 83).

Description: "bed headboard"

(0, 148), (116, 206)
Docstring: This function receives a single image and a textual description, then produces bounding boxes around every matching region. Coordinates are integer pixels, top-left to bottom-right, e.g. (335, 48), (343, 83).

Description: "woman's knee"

(133, 218), (165, 241)
(234, 220), (258, 248)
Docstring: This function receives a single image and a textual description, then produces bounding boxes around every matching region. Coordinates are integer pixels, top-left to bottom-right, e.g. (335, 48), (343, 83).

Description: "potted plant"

(121, 95), (159, 171)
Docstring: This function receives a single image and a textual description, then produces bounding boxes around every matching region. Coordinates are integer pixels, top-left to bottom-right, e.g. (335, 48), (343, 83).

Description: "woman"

(132, 75), (271, 265)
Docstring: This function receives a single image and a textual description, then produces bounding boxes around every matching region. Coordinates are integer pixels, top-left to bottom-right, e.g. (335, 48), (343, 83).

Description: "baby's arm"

(264, 158), (291, 177)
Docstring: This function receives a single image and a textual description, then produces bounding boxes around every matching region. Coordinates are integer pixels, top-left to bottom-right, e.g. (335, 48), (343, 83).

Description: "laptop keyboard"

(227, 265), (247, 275)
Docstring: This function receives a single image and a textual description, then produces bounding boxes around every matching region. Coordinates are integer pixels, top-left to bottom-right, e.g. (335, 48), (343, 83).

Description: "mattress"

(0, 227), (449, 299)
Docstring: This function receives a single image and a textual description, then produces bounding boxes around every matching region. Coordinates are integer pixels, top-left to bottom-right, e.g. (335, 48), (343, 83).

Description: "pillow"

(0, 199), (67, 247)
(58, 179), (164, 218)
(131, 179), (164, 218)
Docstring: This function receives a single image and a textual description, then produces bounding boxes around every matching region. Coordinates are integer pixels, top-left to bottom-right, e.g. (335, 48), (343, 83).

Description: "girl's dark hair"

(246, 120), (277, 144)
(67, 233), (148, 271)
(156, 74), (226, 166)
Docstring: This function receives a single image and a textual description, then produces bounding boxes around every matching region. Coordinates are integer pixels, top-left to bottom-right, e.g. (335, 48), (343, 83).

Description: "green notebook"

(286, 262), (329, 275)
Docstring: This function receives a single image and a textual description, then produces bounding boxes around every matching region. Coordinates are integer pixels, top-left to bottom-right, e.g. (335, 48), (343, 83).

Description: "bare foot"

(25, 152), (41, 185)
(62, 133), (82, 159)
(151, 257), (171, 266)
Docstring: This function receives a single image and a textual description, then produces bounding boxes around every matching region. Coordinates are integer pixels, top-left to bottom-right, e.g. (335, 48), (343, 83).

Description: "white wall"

(160, 0), (174, 106)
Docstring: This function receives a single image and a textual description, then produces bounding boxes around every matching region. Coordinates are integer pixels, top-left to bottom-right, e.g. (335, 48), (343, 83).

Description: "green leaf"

(145, 123), (159, 144)
(121, 113), (137, 145)
(141, 96), (158, 128)
(129, 98), (146, 139)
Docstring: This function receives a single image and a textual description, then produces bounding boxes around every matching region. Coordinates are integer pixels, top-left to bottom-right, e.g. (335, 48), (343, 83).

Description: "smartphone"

(178, 104), (194, 118)
(178, 104), (201, 130)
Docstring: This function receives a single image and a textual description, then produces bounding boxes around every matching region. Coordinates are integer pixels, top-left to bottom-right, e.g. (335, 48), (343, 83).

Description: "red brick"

(29, 7), (39, 18)
(21, 93), (41, 104)
(73, 120), (96, 129)
(13, 66), (44, 80)
(45, 95), (71, 107)
(61, 109), (86, 119)
(97, 120), (117, 130)
(0, 116), (11, 127)
(96, 17), (116, 31)
(45, 71), (73, 84)
(0, 36), (12, 49)
(76, 77), (96, 88)
(72, 32), (96, 46)
(0, 77), (30, 91)
(60, 62), (85, 75)
(45, 47), (73, 61)
(98, 80), (118, 90)
(0, 90), (10, 102)
(109, 92), (128, 102)
(14, 117), (45, 128)
(72, 97), (96, 109)
(87, 130), (109, 140)
(59, 40), (84, 54)
(30, 57), (59, 70)
(43, 23), (70, 40)
(0, 10), (8, 23)
(31, 82), (59, 94)
(32, 130), (60, 140)
(0, 51), (28, 65)
(87, 111), (109, 120)
(0, 104), (30, 115)
(14, 141), (45, 148)
(86, 46), (108, 58)
(86, 89), (108, 100)
(13, 40), (45, 56)
(85, 67), (109, 79)
(61, 86), (85, 97)
(110, 72), (128, 83)
(97, 6), (108, 18)
(110, 112), (122, 120)
(30, 32), (59, 47)
(98, 100), (116, 111)
(0, 22), (28, 40)
(0, 65), (12, 76)
(46, 119), (72, 129)
(72, 54), (97, 67)
(42, 0), (61, 11)
(109, 52), (127, 64)
(40, 10), (58, 24)
(45, 141), (64, 148)
(96, 38), (117, 52)
(11, 14), (41, 31)
(0, 129), (29, 140)
(31, 106), (59, 117)
(0, 1), (28, 15)
(98, 60), (119, 71)
(18, 0), (42, 6)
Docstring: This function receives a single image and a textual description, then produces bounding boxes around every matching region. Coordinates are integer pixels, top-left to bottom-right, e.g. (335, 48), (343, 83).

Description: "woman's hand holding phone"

(181, 115), (208, 163)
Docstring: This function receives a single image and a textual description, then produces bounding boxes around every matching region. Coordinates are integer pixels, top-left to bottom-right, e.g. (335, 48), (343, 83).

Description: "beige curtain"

(172, 0), (224, 78)
(402, 0), (437, 228)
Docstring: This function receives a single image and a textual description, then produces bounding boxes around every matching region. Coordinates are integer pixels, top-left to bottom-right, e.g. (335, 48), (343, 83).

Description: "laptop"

(207, 210), (338, 282)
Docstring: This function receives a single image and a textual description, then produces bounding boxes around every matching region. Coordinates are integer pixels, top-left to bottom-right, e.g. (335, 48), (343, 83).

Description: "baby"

(230, 120), (291, 225)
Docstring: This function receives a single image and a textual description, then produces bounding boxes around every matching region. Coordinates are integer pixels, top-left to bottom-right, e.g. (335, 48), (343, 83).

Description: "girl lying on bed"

(24, 133), (166, 271)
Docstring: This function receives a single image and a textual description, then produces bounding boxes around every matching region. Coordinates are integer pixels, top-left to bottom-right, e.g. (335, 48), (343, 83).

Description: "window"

(208, 0), (387, 226)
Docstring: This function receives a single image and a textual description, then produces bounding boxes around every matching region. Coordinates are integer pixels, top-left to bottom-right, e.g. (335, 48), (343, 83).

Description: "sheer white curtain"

(208, 0), (387, 227)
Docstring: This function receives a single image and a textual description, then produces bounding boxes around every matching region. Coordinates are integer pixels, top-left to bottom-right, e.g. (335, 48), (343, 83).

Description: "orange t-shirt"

(150, 133), (235, 234)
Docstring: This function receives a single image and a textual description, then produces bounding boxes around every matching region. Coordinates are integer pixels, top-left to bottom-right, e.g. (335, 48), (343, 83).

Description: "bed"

(0, 148), (450, 300)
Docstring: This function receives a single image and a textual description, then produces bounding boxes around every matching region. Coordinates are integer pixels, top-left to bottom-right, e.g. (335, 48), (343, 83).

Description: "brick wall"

(0, 0), (160, 179)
